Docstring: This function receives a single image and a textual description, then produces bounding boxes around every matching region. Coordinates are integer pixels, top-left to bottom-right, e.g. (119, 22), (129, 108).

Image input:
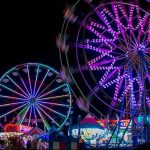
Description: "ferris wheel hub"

(125, 43), (146, 64)
(29, 98), (36, 105)
(137, 44), (146, 52)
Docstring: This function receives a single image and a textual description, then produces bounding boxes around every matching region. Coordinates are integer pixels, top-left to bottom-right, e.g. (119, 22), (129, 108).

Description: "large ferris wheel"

(0, 63), (72, 130)
(58, 0), (150, 118)
(58, 0), (150, 147)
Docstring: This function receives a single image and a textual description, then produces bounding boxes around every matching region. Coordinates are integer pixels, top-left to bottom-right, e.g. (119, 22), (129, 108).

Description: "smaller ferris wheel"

(0, 63), (72, 130)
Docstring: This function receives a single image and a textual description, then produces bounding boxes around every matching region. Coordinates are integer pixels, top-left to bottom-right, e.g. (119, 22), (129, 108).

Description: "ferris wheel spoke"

(137, 18), (150, 42)
(87, 53), (106, 64)
(145, 71), (150, 83)
(118, 29), (132, 52)
(145, 55), (150, 65)
(85, 17), (117, 44)
(112, 76), (123, 105)
(17, 104), (30, 124)
(96, 11), (115, 36)
(34, 68), (50, 97)
(118, 4), (128, 21)
(132, 88), (150, 95)
(133, 63), (143, 80)
(86, 26), (115, 46)
(145, 48), (150, 53)
(90, 58), (114, 66)
(36, 76), (57, 98)
(18, 73), (31, 97)
(27, 65), (33, 96)
(99, 59), (127, 85)
(96, 5), (119, 31)
(88, 54), (119, 70)
(135, 6), (143, 31)
(0, 83), (29, 99)
(125, 30), (138, 48)
(102, 75), (121, 88)
(148, 20), (150, 41)
(0, 94), (27, 101)
(129, 5), (134, 24)
(111, 52), (126, 58)
(84, 24), (117, 50)
(99, 68), (118, 85)
(37, 84), (67, 99)
(111, 6), (134, 50)
(37, 101), (70, 107)
(136, 29), (142, 44)
(28, 106), (33, 127)
(78, 43), (111, 54)
(116, 41), (128, 53)
(96, 4), (134, 47)
(33, 106), (37, 126)
(144, 54), (150, 62)
(33, 65), (40, 96)
(0, 102), (28, 119)
(136, 15), (149, 43)
(114, 56), (127, 62)
(142, 32), (149, 45)
(35, 105), (50, 130)
(90, 65), (119, 71)
(0, 101), (27, 107)
(37, 102), (67, 118)
(111, 4), (126, 29)
(117, 81), (132, 102)
(145, 40), (150, 47)
(36, 104), (60, 128)
(140, 14), (149, 30)
(86, 21), (106, 33)
(6, 75), (29, 98)
(127, 32), (137, 48)
(88, 55), (119, 70)
(37, 94), (70, 101)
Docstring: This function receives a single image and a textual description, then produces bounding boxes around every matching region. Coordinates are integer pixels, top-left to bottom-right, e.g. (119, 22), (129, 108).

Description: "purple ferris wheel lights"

(60, 1), (150, 115)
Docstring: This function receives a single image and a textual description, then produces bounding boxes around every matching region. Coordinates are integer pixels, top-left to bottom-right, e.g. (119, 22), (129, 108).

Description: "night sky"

(1, 1), (71, 73)
(1, 1), (149, 86)
(1, 0), (149, 79)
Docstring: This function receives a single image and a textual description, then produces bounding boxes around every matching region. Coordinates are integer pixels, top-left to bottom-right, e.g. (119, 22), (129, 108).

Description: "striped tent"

(22, 126), (45, 138)
(72, 114), (104, 140)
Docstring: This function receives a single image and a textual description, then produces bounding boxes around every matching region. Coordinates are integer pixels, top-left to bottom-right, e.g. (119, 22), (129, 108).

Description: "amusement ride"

(58, 0), (150, 148)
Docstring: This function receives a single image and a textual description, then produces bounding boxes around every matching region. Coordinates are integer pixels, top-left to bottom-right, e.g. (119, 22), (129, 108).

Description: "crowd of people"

(0, 135), (47, 149)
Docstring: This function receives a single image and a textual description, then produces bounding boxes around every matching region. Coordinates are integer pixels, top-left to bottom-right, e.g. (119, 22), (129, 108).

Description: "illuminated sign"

(97, 119), (131, 128)
(19, 125), (32, 133)
(137, 115), (150, 125)
(4, 124), (19, 132)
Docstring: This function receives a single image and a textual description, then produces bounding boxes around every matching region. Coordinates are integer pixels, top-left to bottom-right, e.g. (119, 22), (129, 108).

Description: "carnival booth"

(0, 124), (23, 140)
(22, 126), (45, 139)
(0, 124), (28, 149)
(71, 114), (105, 146)
(22, 126), (45, 149)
